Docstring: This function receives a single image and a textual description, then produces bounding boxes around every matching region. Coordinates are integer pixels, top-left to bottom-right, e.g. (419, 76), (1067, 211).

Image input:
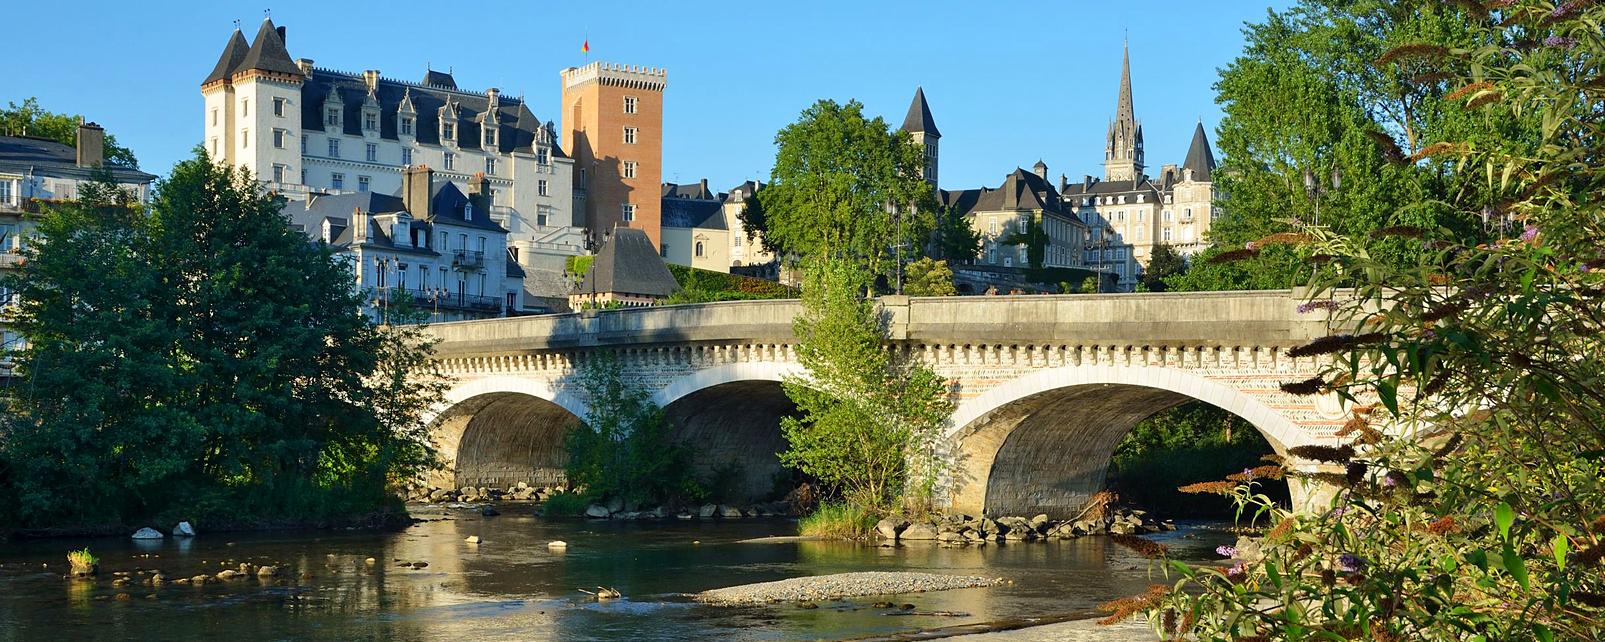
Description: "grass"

(798, 502), (879, 540)
(540, 491), (593, 517)
(67, 548), (98, 576)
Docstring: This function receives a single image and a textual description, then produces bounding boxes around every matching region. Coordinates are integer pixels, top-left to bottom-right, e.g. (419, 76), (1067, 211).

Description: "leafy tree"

(743, 100), (936, 282)
(1108, 402), (1284, 517)
(1001, 216), (1050, 270)
(1, 98), (140, 168)
(779, 258), (952, 514)
(1140, 244), (1187, 292)
(931, 205), (981, 263)
(1131, 5), (1605, 639)
(565, 352), (702, 506)
(1, 151), (442, 527)
(903, 257), (956, 297)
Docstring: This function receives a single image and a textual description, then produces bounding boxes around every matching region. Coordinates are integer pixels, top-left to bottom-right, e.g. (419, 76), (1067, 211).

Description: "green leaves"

(1495, 501), (1515, 540)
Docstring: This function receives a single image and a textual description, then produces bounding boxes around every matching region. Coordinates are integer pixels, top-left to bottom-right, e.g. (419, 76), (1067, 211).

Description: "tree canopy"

(1, 98), (140, 168)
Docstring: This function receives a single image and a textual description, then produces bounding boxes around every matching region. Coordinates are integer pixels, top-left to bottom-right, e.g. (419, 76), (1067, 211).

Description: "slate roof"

(902, 87), (940, 137)
(968, 168), (1069, 215)
(203, 29), (249, 85)
(1182, 121), (1216, 182)
(422, 69), (458, 90)
(237, 19), (302, 78)
(0, 135), (156, 183)
(661, 196), (726, 230)
(411, 181), (510, 233)
(577, 228), (679, 298)
(661, 181), (716, 200)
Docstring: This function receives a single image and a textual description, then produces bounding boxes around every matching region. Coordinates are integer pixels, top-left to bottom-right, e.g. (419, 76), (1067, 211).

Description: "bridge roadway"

(421, 291), (1345, 517)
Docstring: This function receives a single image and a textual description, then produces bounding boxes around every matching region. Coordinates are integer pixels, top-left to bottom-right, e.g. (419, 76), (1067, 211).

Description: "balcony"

(379, 288), (503, 315)
(0, 250), (23, 269)
(451, 249), (486, 272)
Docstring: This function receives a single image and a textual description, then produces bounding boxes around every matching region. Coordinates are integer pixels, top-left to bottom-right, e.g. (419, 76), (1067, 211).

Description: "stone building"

(942, 164), (1087, 270)
(201, 18), (584, 313)
(723, 180), (776, 277)
(660, 179), (730, 273)
(570, 228), (679, 309)
(561, 62), (667, 250)
(0, 122), (157, 375)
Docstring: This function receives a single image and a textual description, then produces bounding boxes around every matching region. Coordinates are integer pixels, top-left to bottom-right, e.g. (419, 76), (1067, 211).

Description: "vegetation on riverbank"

(563, 352), (704, 508)
(1108, 402), (1285, 518)
(0, 151), (444, 531)
(798, 503), (878, 539)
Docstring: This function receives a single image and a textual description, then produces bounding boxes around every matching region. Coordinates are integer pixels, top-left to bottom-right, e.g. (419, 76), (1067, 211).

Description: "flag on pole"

(582, 39), (590, 54)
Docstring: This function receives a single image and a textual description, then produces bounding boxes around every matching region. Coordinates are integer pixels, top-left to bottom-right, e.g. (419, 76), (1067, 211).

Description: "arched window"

(695, 241), (705, 257)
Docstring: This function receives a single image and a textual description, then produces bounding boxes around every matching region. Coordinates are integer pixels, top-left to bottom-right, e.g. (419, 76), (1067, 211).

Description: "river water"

(0, 505), (1232, 641)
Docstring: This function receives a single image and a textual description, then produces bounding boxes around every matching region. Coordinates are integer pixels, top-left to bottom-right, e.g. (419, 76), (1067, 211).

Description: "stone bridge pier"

(420, 292), (1349, 514)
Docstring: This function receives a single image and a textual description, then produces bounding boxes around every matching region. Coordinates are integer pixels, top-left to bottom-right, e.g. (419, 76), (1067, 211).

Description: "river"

(0, 504), (1233, 641)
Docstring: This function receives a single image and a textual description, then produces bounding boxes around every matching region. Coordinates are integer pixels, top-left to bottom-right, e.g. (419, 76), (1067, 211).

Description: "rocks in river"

(547, 541), (568, 551)
(256, 565), (279, 578)
(480, 506), (500, 517)
(215, 570), (242, 581)
(173, 521), (196, 537)
(131, 527), (164, 540)
(874, 506), (1174, 545)
(465, 535), (482, 544)
(717, 505), (743, 519)
(698, 504), (717, 518)
(875, 518), (910, 539)
(900, 523), (939, 540)
(584, 504), (611, 518)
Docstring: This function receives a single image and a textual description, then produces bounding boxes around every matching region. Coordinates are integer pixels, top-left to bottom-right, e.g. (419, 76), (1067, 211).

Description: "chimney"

(468, 172), (491, 217)
(352, 207), (367, 242)
(699, 177), (709, 198)
(297, 58), (315, 77)
(1083, 175), (1095, 191)
(1058, 174), (1068, 193)
(403, 165), (433, 217)
(76, 121), (104, 168)
(1033, 161), (1048, 180)
(363, 69), (381, 92)
(276, 25), (287, 45)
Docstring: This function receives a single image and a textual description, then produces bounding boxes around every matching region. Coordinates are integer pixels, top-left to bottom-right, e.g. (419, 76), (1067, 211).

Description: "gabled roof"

(237, 18), (302, 78)
(662, 196), (727, 230)
(423, 69), (458, 90)
(901, 87), (940, 138)
(577, 228), (679, 298)
(203, 29), (249, 85)
(661, 181), (716, 200)
(1182, 121), (1216, 182)
(970, 168), (1067, 215)
(417, 181), (509, 233)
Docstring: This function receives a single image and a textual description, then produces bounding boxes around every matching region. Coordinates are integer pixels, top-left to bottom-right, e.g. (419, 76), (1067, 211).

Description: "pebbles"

(697, 571), (1004, 606)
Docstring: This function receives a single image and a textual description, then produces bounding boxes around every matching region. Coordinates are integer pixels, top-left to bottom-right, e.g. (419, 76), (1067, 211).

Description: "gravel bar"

(697, 571), (1004, 605)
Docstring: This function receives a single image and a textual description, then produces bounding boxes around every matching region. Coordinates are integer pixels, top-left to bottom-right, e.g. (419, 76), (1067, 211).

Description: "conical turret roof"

(1182, 121), (1216, 182)
(237, 18), (302, 77)
(901, 87), (940, 138)
(203, 29), (250, 85)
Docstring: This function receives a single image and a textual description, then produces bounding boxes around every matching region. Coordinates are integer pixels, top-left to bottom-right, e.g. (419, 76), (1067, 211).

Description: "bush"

(565, 353), (704, 507)
(798, 502), (877, 539)
(539, 491), (592, 517)
(664, 264), (795, 304)
(1108, 402), (1287, 517)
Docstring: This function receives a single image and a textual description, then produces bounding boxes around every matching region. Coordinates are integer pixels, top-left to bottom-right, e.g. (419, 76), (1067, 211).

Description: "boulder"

(900, 523), (939, 540)
(1109, 521), (1136, 535)
(937, 531), (966, 543)
(131, 527), (164, 540)
(547, 540), (568, 551)
(875, 518), (910, 540)
(173, 521), (196, 537)
(465, 535), (482, 544)
(428, 489), (450, 502)
(606, 497), (626, 514)
(584, 504), (611, 518)
(481, 506), (500, 517)
(718, 505), (743, 519)
(256, 565), (279, 578)
(215, 570), (242, 581)
(698, 503), (717, 518)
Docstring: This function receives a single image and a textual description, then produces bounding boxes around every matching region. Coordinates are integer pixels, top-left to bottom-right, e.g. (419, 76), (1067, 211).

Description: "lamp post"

(1302, 167), (1342, 227)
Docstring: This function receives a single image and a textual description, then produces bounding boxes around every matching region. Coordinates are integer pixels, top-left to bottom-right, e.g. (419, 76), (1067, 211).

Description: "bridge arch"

(947, 364), (1321, 518)
(654, 363), (807, 502)
(428, 376), (590, 490)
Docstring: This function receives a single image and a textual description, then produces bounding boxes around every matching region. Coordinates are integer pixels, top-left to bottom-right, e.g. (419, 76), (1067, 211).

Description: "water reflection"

(0, 506), (1230, 641)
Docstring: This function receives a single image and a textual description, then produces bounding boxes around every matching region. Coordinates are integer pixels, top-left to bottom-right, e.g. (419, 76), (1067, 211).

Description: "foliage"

(66, 548), (98, 573)
(778, 258), (952, 514)
(1140, 6), (1605, 639)
(0, 152), (443, 529)
(798, 502), (879, 539)
(744, 100), (937, 281)
(931, 204), (982, 264)
(663, 264), (795, 304)
(1109, 402), (1284, 518)
(700, 461), (748, 506)
(1002, 216), (1050, 270)
(1140, 244), (1187, 292)
(902, 257), (956, 297)
(1167, 0), (1532, 292)
(539, 491), (593, 517)
(0, 98), (139, 168)
(565, 352), (703, 506)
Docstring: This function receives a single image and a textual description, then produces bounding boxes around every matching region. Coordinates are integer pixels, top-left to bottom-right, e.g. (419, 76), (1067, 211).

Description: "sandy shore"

(696, 571), (1004, 605)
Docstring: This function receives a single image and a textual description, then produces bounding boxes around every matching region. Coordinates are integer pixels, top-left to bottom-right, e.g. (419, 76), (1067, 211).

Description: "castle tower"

(901, 87), (941, 189)
(201, 18), (305, 184)
(1103, 42), (1144, 183)
(561, 62), (667, 249)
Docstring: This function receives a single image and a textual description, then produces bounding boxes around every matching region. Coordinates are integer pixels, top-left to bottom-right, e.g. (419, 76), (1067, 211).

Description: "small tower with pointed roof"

(1103, 42), (1144, 183)
(201, 18), (305, 182)
(902, 87), (941, 190)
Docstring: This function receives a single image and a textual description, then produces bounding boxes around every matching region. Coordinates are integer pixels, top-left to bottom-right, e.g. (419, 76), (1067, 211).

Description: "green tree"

(1140, 244), (1186, 292)
(1, 98), (140, 168)
(1, 151), (443, 528)
(565, 352), (701, 506)
(779, 258), (952, 514)
(1001, 216), (1050, 270)
(931, 204), (981, 263)
(903, 257), (956, 297)
(744, 100), (936, 282)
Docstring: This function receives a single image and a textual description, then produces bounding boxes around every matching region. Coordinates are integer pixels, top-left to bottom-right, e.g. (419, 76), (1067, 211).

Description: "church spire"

(1104, 40), (1144, 182)
(1116, 40), (1134, 129)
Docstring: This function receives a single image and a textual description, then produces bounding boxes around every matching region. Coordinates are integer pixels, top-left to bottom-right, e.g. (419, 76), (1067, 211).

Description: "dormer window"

(484, 127), (497, 146)
(464, 203), (473, 220)
(536, 147), (549, 165)
(326, 108), (340, 127)
(442, 122), (455, 142)
(363, 111), (378, 132)
(400, 117), (414, 136)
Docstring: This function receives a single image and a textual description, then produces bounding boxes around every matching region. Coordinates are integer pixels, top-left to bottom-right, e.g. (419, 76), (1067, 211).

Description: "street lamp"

(1302, 167), (1342, 227)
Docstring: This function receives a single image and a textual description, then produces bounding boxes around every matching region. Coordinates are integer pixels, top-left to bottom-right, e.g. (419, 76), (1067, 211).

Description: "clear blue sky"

(4, 1), (1290, 192)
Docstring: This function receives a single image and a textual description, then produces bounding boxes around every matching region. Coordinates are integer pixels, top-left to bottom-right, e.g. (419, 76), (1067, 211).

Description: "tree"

(744, 100), (936, 282)
(565, 352), (701, 506)
(1, 98), (140, 168)
(903, 257), (956, 297)
(931, 205), (981, 264)
(1140, 244), (1186, 292)
(1, 151), (442, 527)
(778, 258), (952, 513)
(1001, 216), (1050, 270)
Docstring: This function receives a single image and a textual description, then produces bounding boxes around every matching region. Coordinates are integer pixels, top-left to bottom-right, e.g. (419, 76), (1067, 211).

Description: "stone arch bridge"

(422, 292), (1346, 517)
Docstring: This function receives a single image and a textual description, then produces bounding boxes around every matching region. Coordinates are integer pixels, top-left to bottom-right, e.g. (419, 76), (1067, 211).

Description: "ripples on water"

(0, 505), (1232, 641)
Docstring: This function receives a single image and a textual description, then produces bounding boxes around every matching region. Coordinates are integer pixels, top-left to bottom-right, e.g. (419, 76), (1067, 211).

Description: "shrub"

(66, 548), (98, 576)
(565, 353), (704, 507)
(798, 503), (877, 539)
(539, 491), (592, 517)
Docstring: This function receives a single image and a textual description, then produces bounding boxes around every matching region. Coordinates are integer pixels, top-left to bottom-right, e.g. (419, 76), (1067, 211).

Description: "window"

(458, 233), (467, 250)
(442, 122), (455, 141)
(326, 108), (340, 126)
(300, 134), (308, 153)
(242, 98), (249, 116)
(397, 264), (407, 290)
(1017, 216), (1028, 233)
(622, 161), (636, 179)
(437, 232), (446, 250)
(365, 143), (377, 162)
(440, 266), (449, 292)
(211, 109), (218, 126)
(301, 168), (307, 183)
(484, 127), (496, 146)
(1162, 228), (1172, 242)
(733, 234), (742, 248)
(536, 148), (548, 165)
(401, 117), (413, 136)
(477, 237), (486, 254)
(695, 241), (704, 257)
(1137, 210), (1144, 222)
(538, 179), (549, 196)
(537, 212), (548, 226)
(401, 148), (412, 165)
(443, 152), (455, 170)
(273, 97), (284, 117)
(271, 129), (284, 149)
(364, 112), (378, 131)
(623, 127), (637, 144)
(622, 203), (636, 222)
(241, 129), (249, 148)
(485, 158), (496, 175)
(375, 258), (387, 288)
(358, 175), (370, 192)
(1163, 210), (1172, 222)
(1183, 208), (1192, 220)
(418, 265), (428, 289)
(0, 179), (13, 206)
(272, 164), (285, 182)
(331, 173), (344, 190)
(624, 96), (637, 114)
(506, 292), (517, 311)
(210, 137), (218, 156)
(661, 243), (669, 257)
(465, 203), (473, 220)
(328, 139), (340, 157)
